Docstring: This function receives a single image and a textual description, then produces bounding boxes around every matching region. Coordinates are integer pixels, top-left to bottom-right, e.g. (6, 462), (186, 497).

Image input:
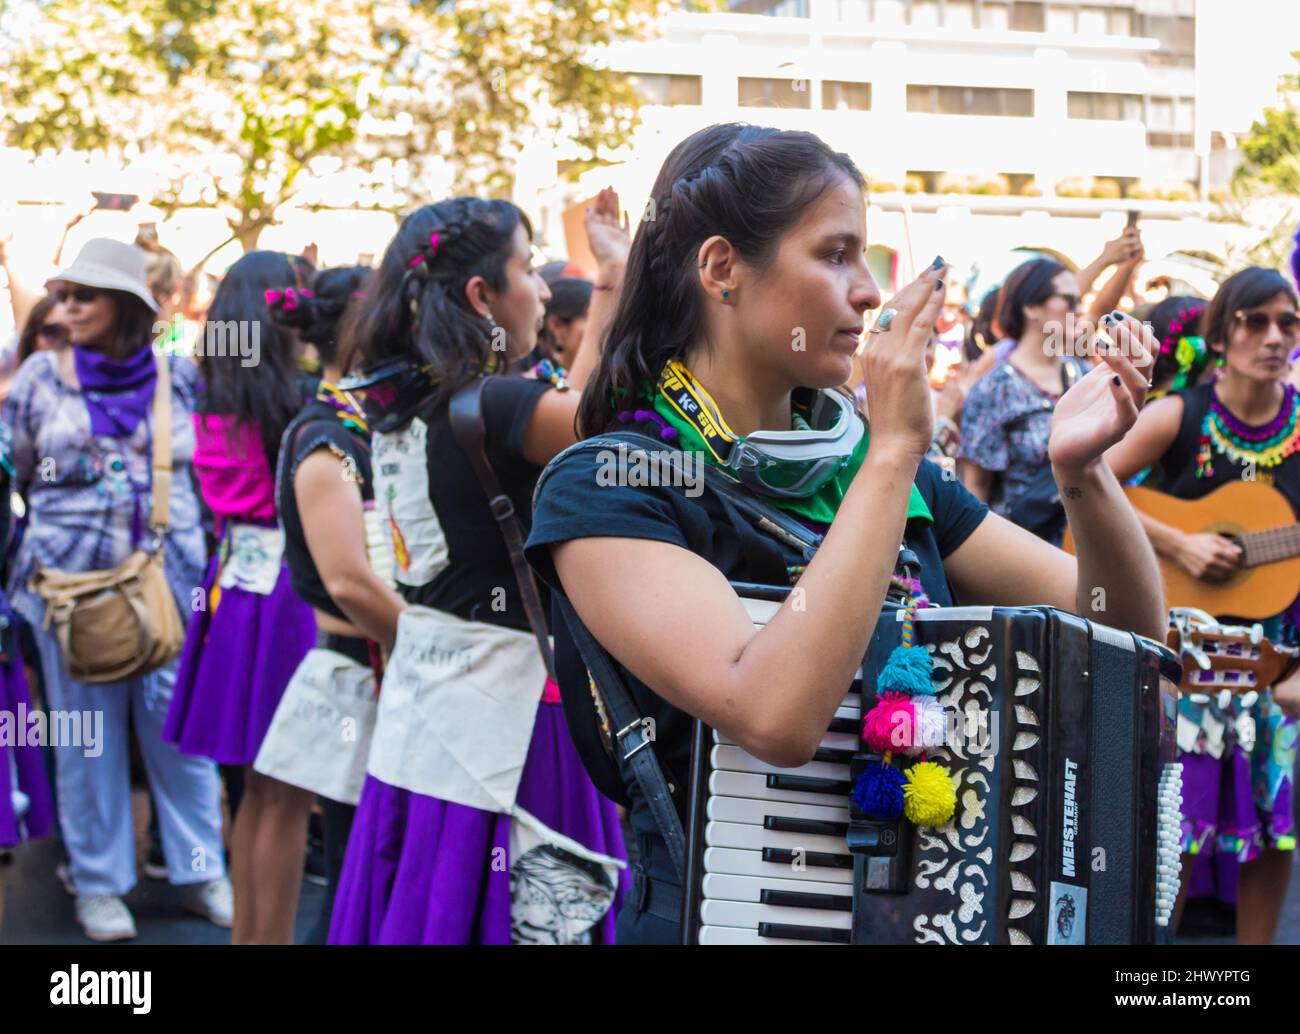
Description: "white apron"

(253, 647), (379, 804)
(364, 604), (546, 814)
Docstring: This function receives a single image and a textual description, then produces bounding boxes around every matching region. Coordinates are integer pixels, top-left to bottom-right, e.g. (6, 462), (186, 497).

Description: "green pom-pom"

(878, 644), (935, 695)
(903, 760), (956, 827)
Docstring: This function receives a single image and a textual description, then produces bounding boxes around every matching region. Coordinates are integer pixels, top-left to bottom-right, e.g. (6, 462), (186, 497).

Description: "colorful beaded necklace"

(316, 382), (369, 436)
(1196, 383), (1300, 477)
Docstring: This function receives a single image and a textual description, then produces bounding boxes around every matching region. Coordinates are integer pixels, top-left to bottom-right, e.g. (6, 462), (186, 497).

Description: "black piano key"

(759, 922), (851, 944)
(811, 746), (857, 765)
(827, 717), (859, 735)
(766, 774), (852, 796)
(760, 888), (852, 911)
(763, 847), (852, 869)
(764, 816), (849, 838)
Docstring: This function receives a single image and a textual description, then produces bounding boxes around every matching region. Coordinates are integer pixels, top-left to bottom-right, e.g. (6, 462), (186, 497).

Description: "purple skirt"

(0, 655), (55, 847)
(163, 556), (316, 766)
(329, 700), (628, 945)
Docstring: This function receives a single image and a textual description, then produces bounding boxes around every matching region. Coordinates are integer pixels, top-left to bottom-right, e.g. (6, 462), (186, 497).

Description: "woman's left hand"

(1047, 313), (1155, 475)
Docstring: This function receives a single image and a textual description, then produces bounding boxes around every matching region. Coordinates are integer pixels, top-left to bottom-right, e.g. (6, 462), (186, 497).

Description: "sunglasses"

(55, 286), (100, 305)
(1236, 309), (1300, 336)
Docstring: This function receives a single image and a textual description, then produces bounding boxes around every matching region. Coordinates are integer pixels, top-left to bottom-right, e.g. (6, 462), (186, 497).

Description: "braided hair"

(339, 197), (531, 402)
(266, 265), (371, 369)
(577, 123), (864, 437)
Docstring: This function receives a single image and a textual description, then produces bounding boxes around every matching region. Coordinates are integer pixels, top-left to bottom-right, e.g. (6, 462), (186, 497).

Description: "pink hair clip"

(408, 254), (424, 269)
(282, 287), (300, 312)
(265, 289), (284, 306)
(429, 232), (440, 256)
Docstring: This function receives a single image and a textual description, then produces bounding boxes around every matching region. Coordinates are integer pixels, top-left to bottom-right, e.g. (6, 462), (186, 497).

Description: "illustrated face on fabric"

(509, 844), (618, 946)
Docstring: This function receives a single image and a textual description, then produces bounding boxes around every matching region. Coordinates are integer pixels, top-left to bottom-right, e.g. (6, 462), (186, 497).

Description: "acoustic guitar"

(1062, 480), (1300, 620)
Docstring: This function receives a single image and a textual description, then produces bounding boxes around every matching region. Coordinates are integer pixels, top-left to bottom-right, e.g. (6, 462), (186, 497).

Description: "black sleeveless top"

(276, 398), (374, 620)
(1152, 383), (1300, 516)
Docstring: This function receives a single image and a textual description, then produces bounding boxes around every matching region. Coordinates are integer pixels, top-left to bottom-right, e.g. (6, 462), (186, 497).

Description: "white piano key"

(698, 925), (837, 945)
(711, 745), (850, 783)
(706, 795), (849, 827)
(702, 872), (851, 904)
(714, 728), (858, 753)
(705, 820), (849, 858)
(700, 898), (852, 931)
(835, 702), (862, 722)
(708, 770), (851, 809)
(702, 846), (853, 885)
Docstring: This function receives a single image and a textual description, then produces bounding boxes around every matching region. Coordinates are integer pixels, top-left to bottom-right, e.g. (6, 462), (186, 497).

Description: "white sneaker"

(76, 895), (137, 942)
(185, 876), (233, 928)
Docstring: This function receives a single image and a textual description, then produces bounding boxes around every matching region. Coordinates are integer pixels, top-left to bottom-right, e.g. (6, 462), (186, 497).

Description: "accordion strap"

(554, 591), (687, 883)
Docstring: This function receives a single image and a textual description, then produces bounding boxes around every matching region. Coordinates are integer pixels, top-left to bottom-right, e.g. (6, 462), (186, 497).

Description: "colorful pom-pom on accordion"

(681, 587), (1183, 945)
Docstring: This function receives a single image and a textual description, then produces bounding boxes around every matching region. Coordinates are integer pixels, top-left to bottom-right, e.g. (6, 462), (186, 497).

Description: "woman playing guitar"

(1107, 266), (1300, 944)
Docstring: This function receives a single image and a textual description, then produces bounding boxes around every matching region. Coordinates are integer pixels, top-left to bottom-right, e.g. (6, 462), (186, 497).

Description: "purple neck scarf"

(74, 344), (158, 438)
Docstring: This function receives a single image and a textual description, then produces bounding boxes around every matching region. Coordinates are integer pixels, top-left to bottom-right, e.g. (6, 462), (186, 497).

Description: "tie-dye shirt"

(2, 349), (207, 627)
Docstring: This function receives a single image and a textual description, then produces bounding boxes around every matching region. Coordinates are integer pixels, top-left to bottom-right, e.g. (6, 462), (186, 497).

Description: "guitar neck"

(1240, 524), (1300, 567)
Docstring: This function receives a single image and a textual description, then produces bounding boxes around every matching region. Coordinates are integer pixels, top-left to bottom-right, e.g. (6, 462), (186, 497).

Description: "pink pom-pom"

(862, 692), (916, 753)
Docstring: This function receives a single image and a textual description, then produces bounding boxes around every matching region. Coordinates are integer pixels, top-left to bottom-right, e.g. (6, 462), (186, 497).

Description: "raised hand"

(1048, 312), (1155, 475)
(860, 258), (948, 460)
(584, 186), (630, 274)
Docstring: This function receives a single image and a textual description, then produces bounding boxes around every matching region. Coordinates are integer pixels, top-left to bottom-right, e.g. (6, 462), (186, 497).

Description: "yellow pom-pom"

(903, 760), (956, 827)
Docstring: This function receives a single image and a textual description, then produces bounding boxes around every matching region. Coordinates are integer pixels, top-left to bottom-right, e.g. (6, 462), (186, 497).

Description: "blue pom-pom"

(878, 643), (935, 695)
(852, 764), (905, 820)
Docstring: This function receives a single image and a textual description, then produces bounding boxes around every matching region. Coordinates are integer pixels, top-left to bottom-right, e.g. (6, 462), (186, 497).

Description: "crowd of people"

(0, 120), (1298, 945)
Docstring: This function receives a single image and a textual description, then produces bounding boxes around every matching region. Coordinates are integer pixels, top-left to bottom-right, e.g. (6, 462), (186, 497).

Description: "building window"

(945, 0), (975, 29)
(981, 2), (1011, 30)
(1045, 4), (1075, 32)
(630, 73), (703, 106)
(907, 84), (1034, 116)
(1008, 1), (1045, 31)
(1148, 96), (1175, 131)
(1139, 14), (1195, 57)
(1077, 6), (1108, 35)
(1107, 6), (1132, 35)
(1067, 91), (1143, 120)
(1147, 131), (1195, 149)
(727, 0), (810, 15)
(823, 80), (872, 111)
(837, 0), (873, 21)
(738, 77), (813, 109)
(910, 0), (940, 27)
(1175, 97), (1195, 133)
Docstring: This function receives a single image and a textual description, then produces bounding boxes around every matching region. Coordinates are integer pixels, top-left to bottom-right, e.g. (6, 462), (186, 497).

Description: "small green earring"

(722, 290), (730, 299)
(1216, 355), (1225, 368)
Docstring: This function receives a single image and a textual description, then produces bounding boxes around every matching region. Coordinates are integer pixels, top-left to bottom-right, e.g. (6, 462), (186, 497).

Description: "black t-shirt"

(374, 375), (551, 629)
(276, 400), (374, 620)
(524, 429), (989, 843)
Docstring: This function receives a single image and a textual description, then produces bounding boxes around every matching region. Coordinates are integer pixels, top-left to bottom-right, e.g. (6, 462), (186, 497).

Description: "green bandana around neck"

(650, 361), (932, 527)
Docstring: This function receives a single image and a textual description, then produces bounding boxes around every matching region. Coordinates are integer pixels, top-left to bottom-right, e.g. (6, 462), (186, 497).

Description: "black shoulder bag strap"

(448, 376), (556, 684)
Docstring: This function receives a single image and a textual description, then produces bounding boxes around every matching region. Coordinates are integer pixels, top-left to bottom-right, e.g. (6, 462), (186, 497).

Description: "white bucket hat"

(47, 238), (159, 313)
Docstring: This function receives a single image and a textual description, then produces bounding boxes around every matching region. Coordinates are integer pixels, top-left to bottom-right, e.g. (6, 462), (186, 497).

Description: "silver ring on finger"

(869, 307), (898, 334)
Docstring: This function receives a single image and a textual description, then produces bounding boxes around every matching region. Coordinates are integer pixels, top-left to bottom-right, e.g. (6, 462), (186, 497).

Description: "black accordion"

(682, 588), (1183, 945)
